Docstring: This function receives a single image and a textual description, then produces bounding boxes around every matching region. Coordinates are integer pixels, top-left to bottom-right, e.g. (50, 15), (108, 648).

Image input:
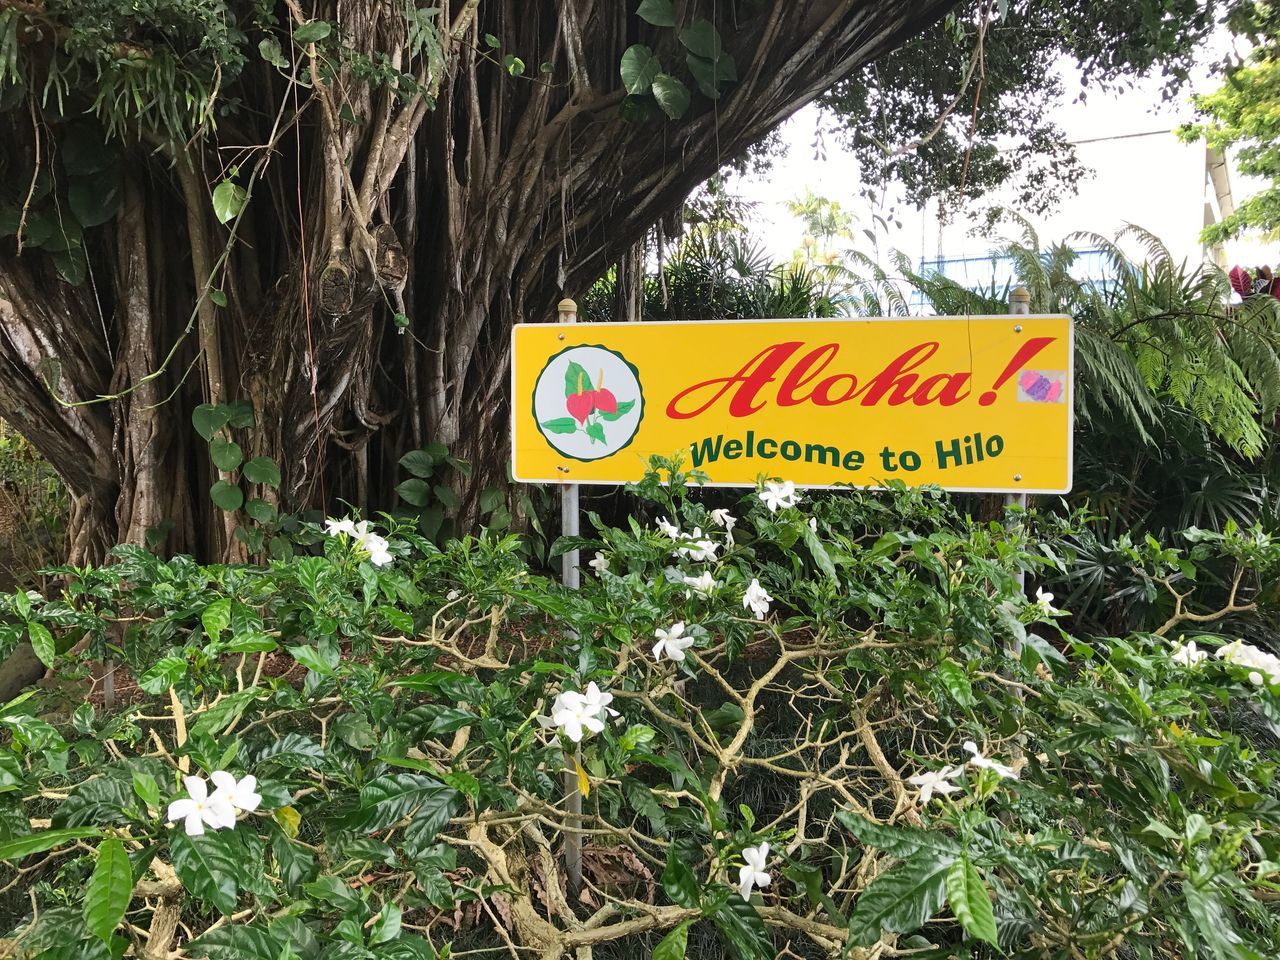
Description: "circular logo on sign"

(533, 344), (644, 462)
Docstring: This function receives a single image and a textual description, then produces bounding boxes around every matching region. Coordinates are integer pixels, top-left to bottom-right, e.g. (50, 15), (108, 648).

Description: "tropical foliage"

(0, 461), (1278, 958)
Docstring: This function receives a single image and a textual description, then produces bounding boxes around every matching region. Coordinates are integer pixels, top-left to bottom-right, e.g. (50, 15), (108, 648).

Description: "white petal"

(183, 776), (208, 802)
(167, 798), (196, 823)
(184, 810), (206, 836)
(738, 864), (756, 900)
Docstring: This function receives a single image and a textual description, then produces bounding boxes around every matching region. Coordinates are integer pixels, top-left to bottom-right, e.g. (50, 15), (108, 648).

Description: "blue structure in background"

(909, 248), (1114, 313)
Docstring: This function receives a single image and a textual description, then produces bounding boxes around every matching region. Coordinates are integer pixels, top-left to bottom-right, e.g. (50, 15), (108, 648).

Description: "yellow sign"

(511, 316), (1073, 493)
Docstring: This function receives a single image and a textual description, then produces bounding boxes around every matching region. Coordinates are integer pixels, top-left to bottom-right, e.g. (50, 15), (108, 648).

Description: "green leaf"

(936, 659), (976, 709)
(53, 247), (88, 285)
(259, 37), (289, 68)
(379, 606), (415, 633)
(1020, 631), (1068, 674)
(564, 361), (593, 397)
(202, 598), (233, 639)
(209, 288), (229, 307)
(946, 857), (997, 946)
(585, 421), (607, 445)
(370, 902), (403, 944)
(835, 811), (961, 859)
(190, 688), (264, 738)
(84, 838), (132, 942)
(188, 923), (284, 960)
(653, 919), (693, 960)
(503, 54), (525, 77)
(170, 830), (241, 916)
(224, 399), (256, 429)
(711, 895), (773, 960)
(288, 644), (337, 677)
(27, 622), (55, 668)
(350, 774), (459, 834)
(621, 45), (661, 95)
(651, 74), (691, 119)
(621, 93), (664, 124)
(209, 437), (243, 471)
(484, 33), (500, 47)
(243, 457), (281, 487)
(132, 771), (161, 810)
(69, 172), (123, 228)
(661, 845), (699, 908)
(847, 853), (954, 947)
(636, 0), (676, 26)
(138, 655), (188, 695)
(193, 403), (231, 440)
(685, 49), (738, 99)
(0, 827), (101, 861)
(399, 450), (435, 478)
(540, 418), (579, 434)
(211, 180), (248, 224)
(678, 20), (722, 59)
(801, 523), (836, 581)
(245, 499), (277, 524)
(434, 484), (460, 510)
(396, 478), (432, 507)
(620, 725), (657, 751)
(599, 399), (636, 421)
(1185, 880), (1253, 960)
(210, 481), (244, 512)
(294, 21), (332, 44)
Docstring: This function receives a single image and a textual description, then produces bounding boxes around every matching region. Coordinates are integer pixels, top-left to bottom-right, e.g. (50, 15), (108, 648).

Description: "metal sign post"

(555, 297), (584, 899)
(1006, 286), (1031, 656)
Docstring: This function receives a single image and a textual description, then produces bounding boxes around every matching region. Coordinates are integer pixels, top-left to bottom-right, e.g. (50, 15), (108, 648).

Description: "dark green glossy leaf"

(946, 856), (997, 946)
(170, 829), (241, 916)
(84, 838), (132, 942)
(662, 844), (699, 908)
(847, 853), (954, 947)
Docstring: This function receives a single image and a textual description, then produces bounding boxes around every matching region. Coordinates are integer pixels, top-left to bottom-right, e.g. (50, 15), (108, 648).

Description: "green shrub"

(0, 463), (1279, 958)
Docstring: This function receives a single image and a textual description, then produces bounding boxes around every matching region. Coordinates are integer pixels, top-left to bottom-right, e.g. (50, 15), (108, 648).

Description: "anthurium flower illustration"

(540, 360), (635, 445)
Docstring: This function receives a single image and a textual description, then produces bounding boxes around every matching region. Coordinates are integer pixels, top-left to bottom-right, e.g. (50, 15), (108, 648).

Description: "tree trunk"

(0, 0), (957, 564)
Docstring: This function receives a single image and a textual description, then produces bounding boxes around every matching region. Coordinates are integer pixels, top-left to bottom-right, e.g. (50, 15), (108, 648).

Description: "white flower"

(742, 578), (773, 620)
(682, 571), (719, 599)
(324, 517), (357, 537)
(536, 691), (578, 730)
(1034, 586), (1059, 615)
(589, 551), (610, 575)
(738, 842), (771, 900)
(1216, 640), (1280, 685)
(907, 766), (963, 805)
(549, 691), (605, 743)
(360, 532), (394, 567)
(675, 528), (718, 563)
(653, 621), (697, 662)
(655, 517), (681, 540)
(758, 480), (800, 513)
(166, 776), (237, 836)
(962, 741), (1018, 780)
(543, 682), (618, 742)
(210, 771), (262, 813)
(581, 681), (620, 720)
(710, 509), (737, 532)
(1170, 640), (1208, 668)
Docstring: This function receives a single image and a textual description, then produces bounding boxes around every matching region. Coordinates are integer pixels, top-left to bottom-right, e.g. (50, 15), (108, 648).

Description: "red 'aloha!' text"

(666, 341), (980, 419)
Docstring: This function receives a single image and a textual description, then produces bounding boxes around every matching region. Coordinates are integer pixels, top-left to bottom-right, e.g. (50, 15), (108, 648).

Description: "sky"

(728, 37), (1273, 280)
